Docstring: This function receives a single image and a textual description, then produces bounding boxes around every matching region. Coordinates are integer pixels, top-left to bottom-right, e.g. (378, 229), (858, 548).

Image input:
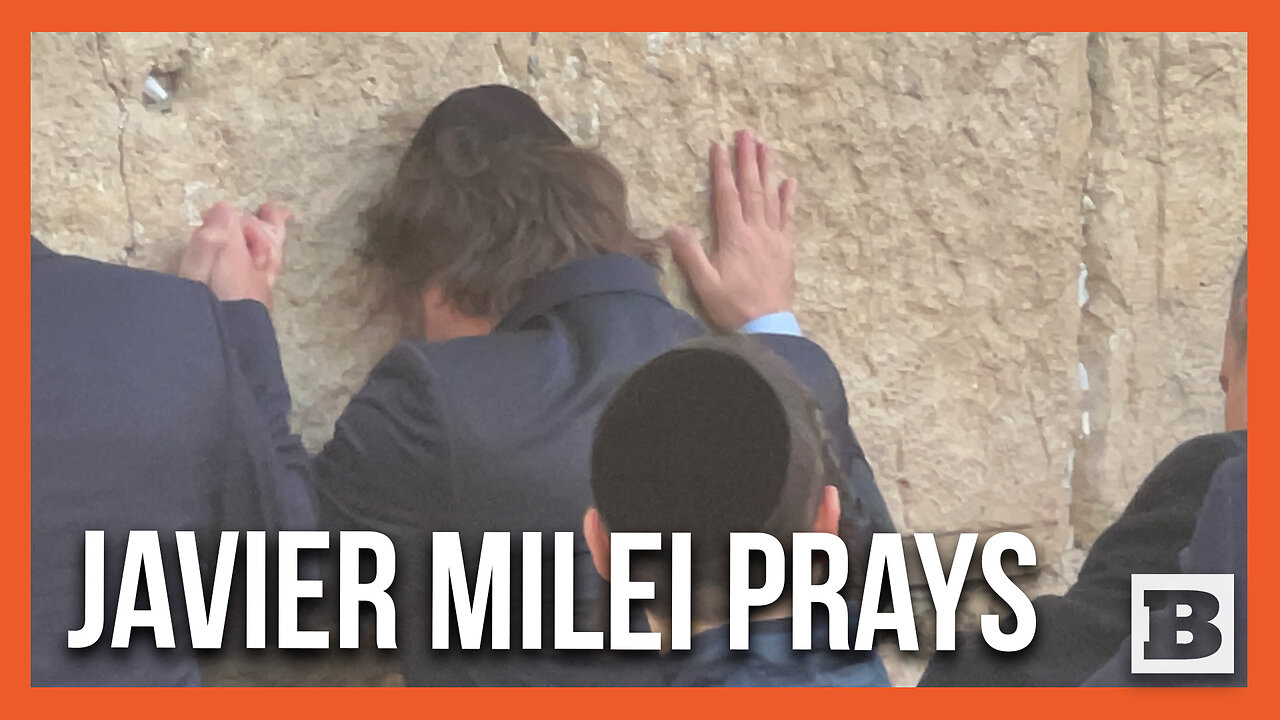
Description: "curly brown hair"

(361, 86), (661, 320)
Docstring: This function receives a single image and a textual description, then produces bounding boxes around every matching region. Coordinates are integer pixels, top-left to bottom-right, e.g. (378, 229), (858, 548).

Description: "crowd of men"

(31, 85), (1247, 687)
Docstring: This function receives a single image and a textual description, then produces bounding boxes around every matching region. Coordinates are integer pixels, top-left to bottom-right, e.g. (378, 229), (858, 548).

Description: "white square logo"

(1131, 574), (1234, 674)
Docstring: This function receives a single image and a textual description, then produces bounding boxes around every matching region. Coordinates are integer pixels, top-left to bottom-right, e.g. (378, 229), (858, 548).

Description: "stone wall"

(30, 32), (1247, 684)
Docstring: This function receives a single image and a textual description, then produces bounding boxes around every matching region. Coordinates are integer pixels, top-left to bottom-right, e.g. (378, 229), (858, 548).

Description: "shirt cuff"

(740, 312), (803, 337)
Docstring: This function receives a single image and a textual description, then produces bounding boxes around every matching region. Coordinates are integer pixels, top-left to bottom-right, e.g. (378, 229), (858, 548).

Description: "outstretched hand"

(178, 202), (293, 310)
(668, 130), (798, 331)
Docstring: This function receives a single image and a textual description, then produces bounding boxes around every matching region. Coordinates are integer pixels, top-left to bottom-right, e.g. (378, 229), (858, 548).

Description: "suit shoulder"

(412, 329), (556, 380)
(35, 252), (217, 314)
(753, 334), (846, 396)
(1159, 431), (1247, 469)
(1128, 431), (1247, 507)
(32, 254), (230, 370)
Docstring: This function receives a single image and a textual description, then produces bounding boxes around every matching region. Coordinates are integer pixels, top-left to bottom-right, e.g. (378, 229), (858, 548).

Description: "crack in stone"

(94, 32), (137, 259)
(1070, 31), (1107, 552)
(1026, 389), (1053, 475)
(493, 37), (516, 80)
(1070, 31), (1176, 551)
(1154, 33), (1169, 310)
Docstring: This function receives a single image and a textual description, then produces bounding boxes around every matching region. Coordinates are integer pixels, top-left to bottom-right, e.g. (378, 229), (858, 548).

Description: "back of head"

(362, 84), (660, 320)
(590, 336), (841, 613)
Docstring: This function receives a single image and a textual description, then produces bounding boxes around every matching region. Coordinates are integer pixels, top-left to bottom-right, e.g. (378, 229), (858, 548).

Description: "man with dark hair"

(920, 248), (1247, 687)
(189, 85), (894, 685)
(32, 204), (313, 685)
(584, 336), (890, 686)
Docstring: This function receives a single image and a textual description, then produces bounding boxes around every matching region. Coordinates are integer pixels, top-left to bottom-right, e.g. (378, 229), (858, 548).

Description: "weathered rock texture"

(1072, 33), (1248, 545)
(30, 32), (1247, 684)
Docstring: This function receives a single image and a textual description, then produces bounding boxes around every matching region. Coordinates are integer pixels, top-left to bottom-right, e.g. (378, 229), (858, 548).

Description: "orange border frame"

(11, 12), (1269, 717)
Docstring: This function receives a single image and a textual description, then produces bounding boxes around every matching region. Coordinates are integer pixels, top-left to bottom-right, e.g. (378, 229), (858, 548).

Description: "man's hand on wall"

(243, 203), (292, 288)
(667, 129), (798, 331)
(178, 201), (292, 310)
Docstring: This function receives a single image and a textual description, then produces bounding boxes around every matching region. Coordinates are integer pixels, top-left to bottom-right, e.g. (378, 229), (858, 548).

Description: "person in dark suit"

(31, 204), (314, 686)
(584, 335), (891, 686)
(919, 249), (1248, 687)
(1084, 452), (1247, 686)
(188, 85), (892, 685)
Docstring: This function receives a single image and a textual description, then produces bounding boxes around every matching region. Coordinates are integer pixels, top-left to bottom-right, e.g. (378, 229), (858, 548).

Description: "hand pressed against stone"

(179, 201), (293, 309)
(242, 203), (292, 288)
(667, 129), (799, 331)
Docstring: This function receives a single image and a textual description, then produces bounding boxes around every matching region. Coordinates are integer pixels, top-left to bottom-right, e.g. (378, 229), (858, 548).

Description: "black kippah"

(590, 345), (793, 535)
(412, 84), (572, 149)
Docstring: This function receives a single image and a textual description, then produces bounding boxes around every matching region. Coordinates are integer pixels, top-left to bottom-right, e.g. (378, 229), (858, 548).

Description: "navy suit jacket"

(312, 253), (895, 686)
(30, 238), (313, 686)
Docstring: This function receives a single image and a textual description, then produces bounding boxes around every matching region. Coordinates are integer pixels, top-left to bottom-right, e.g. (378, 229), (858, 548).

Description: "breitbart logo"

(1130, 574), (1234, 675)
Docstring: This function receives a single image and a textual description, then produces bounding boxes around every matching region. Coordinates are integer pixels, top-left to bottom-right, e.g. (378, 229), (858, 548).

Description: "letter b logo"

(1131, 574), (1234, 674)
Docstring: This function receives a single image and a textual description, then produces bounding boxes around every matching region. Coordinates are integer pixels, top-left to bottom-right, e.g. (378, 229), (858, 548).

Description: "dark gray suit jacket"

(31, 238), (314, 686)
(312, 253), (894, 685)
(1085, 453), (1247, 686)
(920, 430), (1246, 686)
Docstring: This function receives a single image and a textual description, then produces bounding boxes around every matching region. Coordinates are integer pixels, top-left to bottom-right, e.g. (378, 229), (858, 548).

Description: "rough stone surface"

(30, 32), (1247, 686)
(1072, 32), (1248, 545)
